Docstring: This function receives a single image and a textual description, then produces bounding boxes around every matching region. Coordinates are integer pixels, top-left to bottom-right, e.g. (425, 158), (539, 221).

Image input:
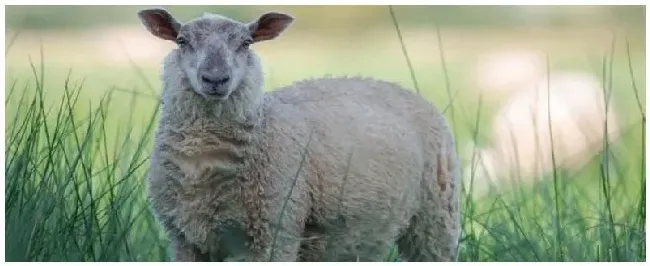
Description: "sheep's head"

(137, 8), (293, 100)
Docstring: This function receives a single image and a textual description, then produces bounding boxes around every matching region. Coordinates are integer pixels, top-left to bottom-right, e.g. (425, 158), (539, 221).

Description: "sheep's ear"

(248, 12), (294, 43)
(137, 8), (181, 41)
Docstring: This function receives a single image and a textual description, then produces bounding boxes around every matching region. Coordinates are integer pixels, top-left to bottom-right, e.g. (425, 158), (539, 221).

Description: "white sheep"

(138, 8), (461, 262)
(474, 49), (545, 99)
(465, 72), (621, 195)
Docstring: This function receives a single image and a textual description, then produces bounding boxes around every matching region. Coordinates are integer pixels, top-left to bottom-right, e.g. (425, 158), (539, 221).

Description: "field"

(4, 5), (646, 262)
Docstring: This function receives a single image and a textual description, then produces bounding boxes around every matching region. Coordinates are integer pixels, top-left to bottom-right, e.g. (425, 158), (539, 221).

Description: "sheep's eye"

(242, 39), (253, 49)
(176, 37), (188, 46)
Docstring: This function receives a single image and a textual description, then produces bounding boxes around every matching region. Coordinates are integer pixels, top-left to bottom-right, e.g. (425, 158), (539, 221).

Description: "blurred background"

(4, 5), (647, 262)
(6, 4), (646, 187)
(6, 6), (645, 99)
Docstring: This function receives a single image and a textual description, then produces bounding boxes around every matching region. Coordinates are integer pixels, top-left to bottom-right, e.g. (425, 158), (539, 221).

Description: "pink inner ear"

(142, 11), (178, 41)
(252, 13), (292, 42)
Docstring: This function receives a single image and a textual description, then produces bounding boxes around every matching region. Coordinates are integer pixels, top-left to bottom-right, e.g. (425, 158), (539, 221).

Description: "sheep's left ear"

(137, 8), (181, 41)
(248, 12), (294, 43)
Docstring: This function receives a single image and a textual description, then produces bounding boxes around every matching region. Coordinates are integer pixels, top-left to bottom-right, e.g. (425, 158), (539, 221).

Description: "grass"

(453, 46), (646, 261)
(4, 11), (646, 262)
(5, 55), (167, 261)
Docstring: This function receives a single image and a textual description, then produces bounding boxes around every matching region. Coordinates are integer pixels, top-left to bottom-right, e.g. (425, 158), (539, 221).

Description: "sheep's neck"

(160, 85), (263, 161)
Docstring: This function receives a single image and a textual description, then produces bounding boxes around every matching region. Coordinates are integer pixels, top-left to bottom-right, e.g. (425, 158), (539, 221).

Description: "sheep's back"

(261, 77), (450, 228)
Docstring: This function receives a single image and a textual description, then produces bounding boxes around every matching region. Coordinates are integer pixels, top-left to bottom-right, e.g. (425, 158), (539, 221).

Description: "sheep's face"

(137, 8), (293, 100)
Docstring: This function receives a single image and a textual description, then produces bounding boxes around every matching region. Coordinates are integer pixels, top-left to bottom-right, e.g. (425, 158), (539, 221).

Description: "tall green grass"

(451, 39), (646, 262)
(5, 55), (168, 261)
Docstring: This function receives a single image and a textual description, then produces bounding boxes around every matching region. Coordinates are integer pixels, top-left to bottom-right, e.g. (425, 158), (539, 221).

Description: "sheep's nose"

(201, 74), (230, 87)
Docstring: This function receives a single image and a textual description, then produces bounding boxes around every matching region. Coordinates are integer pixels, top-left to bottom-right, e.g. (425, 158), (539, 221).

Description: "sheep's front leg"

(260, 221), (304, 261)
(169, 232), (210, 261)
(257, 185), (310, 261)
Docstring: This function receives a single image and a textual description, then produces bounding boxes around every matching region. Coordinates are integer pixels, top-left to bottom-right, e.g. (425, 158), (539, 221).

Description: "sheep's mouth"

(202, 91), (230, 100)
(195, 87), (231, 101)
(201, 93), (230, 101)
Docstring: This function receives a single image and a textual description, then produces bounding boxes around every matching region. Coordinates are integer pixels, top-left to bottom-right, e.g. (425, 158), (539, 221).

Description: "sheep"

(465, 72), (621, 196)
(138, 8), (461, 262)
(474, 49), (545, 99)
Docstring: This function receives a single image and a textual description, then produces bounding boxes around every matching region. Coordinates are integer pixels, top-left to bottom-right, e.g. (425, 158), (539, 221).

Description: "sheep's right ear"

(137, 8), (181, 41)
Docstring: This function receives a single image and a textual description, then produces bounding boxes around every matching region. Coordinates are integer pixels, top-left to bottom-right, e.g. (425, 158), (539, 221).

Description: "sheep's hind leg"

(396, 210), (459, 262)
(396, 187), (460, 262)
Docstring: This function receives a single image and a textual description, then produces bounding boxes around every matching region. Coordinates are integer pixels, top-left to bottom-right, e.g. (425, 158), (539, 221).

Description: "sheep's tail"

(435, 116), (462, 196)
(433, 124), (463, 260)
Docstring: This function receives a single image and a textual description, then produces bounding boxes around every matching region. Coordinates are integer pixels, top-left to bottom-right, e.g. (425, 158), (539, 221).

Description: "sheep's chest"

(176, 183), (246, 249)
(153, 153), (252, 256)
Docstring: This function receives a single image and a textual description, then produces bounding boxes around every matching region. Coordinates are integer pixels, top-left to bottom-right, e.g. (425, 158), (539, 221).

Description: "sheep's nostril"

(202, 75), (230, 86)
(216, 76), (230, 85)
